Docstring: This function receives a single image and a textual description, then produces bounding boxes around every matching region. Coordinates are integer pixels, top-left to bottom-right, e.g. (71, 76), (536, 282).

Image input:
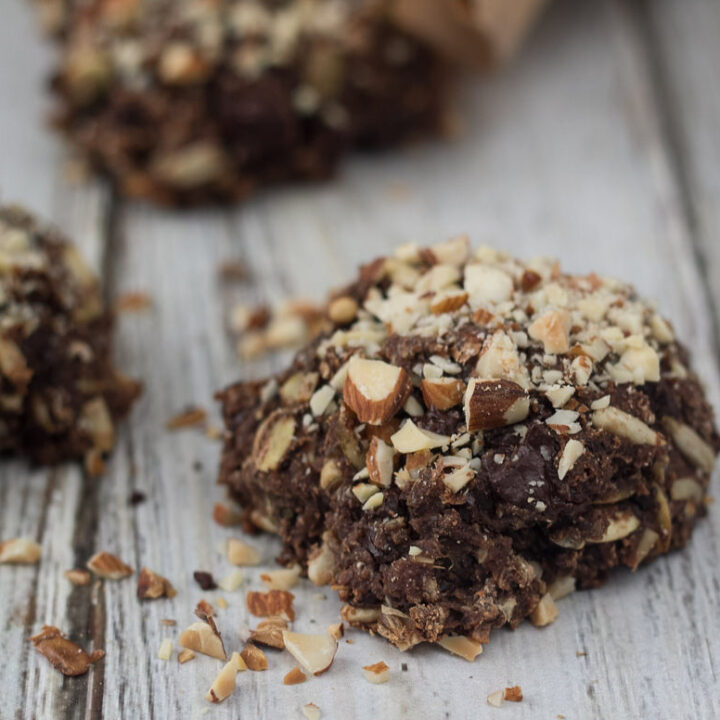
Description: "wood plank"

(1, 0), (719, 718)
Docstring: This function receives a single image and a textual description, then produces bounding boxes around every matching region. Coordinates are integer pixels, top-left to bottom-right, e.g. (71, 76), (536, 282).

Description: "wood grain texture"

(1, 1), (719, 718)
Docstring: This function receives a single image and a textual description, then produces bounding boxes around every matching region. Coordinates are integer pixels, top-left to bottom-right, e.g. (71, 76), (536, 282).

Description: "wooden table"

(1, 1), (719, 718)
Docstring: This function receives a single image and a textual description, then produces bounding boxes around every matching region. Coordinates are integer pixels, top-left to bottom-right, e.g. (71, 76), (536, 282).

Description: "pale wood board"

(1, 1), (719, 718)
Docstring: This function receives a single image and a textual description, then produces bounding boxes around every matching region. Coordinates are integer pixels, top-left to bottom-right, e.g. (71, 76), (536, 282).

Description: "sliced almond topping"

(343, 357), (411, 425)
(260, 565), (301, 591)
(390, 420), (450, 454)
(246, 589), (295, 621)
(592, 407), (660, 446)
(157, 639), (173, 661)
(250, 617), (288, 649)
(240, 643), (268, 671)
(662, 417), (716, 473)
(366, 437), (395, 488)
(557, 439), (585, 480)
(64, 569), (90, 585)
(252, 411), (296, 472)
(528, 309), (571, 354)
(0, 538), (41, 564)
(591, 510), (640, 543)
(87, 551), (133, 580)
(282, 631), (338, 676)
(464, 379), (529, 431)
(438, 636), (484, 662)
(309, 385), (335, 417)
(137, 567), (177, 599)
(177, 649), (195, 665)
(178, 622), (226, 660)
(227, 538), (261, 566)
(30, 626), (104, 677)
(420, 377), (465, 411)
(206, 657), (238, 703)
(529, 592), (558, 627)
(362, 661), (390, 684)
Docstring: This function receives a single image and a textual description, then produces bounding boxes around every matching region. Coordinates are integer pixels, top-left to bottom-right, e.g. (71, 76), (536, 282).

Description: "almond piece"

(420, 377), (465, 411)
(30, 626), (104, 676)
(178, 622), (226, 660)
(319, 458), (343, 491)
(662, 417), (716, 473)
(252, 411), (296, 472)
(302, 703), (322, 720)
(64, 569), (91, 585)
(504, 686), (523, 703)
(340, 605), (381, 625)
(328, 623), (344, 640)
(157, 639), (173, 661)
(590, 510), (640, 543)
(366, 437), (395, 488)
(557, 439), (585, 480)
(86, 551), (133, 580)
(0, 538), (41, 564)
(166, 406), (206, 430)
(284, 666), (308, 685)
(212, 502), (243, 527)
(592, 407), (660, 446)
(281, 631), (338, 676)
(529, 592), (558, 627)
(240, 643), (268, 671)
(438, 636), (483, 662)
(487, 690), (505, 707)
(227, 538), (261, 566)
(463, 379), (529, 431)
(528, 309), (571, 354)
(328, 296), (359, 325)
(362, 661), (390, 684)
(206, 657), (238, 703)
(307, 535), (336, 586)
(390, 420), (450, 453)
(137, 567), (177, 599)
(178, 649), (195, 664)
(250, 617), (288, 649)
(260, 565), (301, 591)
(246, 589), (295, 621)
(343, 357), (411, 425)
(430, 289), (468, 314)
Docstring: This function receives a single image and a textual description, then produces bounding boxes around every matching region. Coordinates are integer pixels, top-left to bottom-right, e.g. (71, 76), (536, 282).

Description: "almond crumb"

(327, 623), (344, 641)
(362, 661), (390, 684)
(247, 589), (295, 621)
(177, 649), (195, 664)
(487, 690), (504, 707)
(0, 538), (41, 564)
(283, 666), (307, 685)
(64, 569), (90, 585)
(302, 703), (321, 720)
(250, 616), (288, 649)
(87, 551), (133, 580)
(166, 406), (207, 430)
(216, 597), (228, 610)
(504, 686), (523, 702)
(227, 538), (261, 566)
(115, 291), (152, 312)
(212, 502), (243, 527)
(240, 643), (268, 671)
(137, 567), (177, 599)
(157, 639), (173, 661)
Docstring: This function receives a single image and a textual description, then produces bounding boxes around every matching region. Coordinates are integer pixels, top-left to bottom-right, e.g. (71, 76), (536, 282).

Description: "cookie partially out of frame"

(45, 0), (448, 206)
(0, 205), (140, 473)
(218, 235), (718, 651)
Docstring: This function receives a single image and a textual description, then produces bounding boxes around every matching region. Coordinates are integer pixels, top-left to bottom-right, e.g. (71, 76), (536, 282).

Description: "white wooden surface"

(1, 1), (719, 718)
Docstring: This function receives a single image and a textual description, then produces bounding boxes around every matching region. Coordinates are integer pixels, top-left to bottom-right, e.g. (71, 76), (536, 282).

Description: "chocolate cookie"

(218, 235), (718, 651)
(0, 205), (140, 472)
(46, 0), (448, 205)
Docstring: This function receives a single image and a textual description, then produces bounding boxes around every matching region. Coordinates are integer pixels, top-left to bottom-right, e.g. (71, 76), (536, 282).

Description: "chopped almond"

(302, 703), (321, 720)
(218, 569), (244, 592)
(137, 567), (177, 599)
(227, 538), (261, 566)
(64, 569), (90, 585)
(283, 666), (308, 685)
(0, 538), (41, 564)
(250, 617), (288, 649)
(282, 631), (338, 676)
(504, 686), (523, 702)
(487, 690), (504, 707)
(157, 639), (173, 661)
(328, 623), (344, 641)
(438, 636), (483, 661)
(362, 661), (390, 684)
(343, 357), (411, 425)
(177, 649), (195, 664)
(247, 589), (295, 621)
(87, 551), (133, 580)
(206, 657), (238, 703)
(212, 502), (243, 527)
(217, 597), (228, 610)
(240, 643), (268, 671)
(30, 626), (104, 676)
(166, 406), (206, 430)
(114, 291), (152, 312)
(178, 622), (226, 660)
(260, 565), (301, 591)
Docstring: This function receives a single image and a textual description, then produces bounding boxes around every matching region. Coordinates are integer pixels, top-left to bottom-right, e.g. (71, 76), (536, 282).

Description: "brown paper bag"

(391, 0), (548, 69)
